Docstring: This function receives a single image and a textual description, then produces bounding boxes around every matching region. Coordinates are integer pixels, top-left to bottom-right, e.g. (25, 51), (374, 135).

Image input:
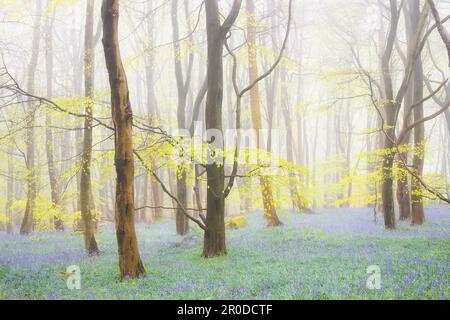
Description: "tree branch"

(428, 0), (450, 67)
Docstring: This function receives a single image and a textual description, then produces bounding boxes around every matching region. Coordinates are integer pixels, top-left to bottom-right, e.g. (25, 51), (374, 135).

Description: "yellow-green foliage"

(226, 216), (248, 230)
(11, 197), (65, 230)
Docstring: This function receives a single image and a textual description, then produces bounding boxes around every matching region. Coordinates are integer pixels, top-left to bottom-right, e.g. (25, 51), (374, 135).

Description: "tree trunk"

(381, 148), (396, 229)
(312, 116), (319, 209)
(280, 68), (305, 213)
(71, 21), (85, 232)
(396, 174), (411, 220)
(141, 172), (149, 223)
(44, 5), (64, 231)
(171, 0), (190, 235)
(246, 0), (281, 227)
(6, 140), (14, 233)
(190, 70), (208, 216)
(20, 0), (42, 235)
(134, 169), (141, 222)
(101, 0), (145, 279)
(203, 0), (226, 257)
(444, 108), (450, 136)
(335, 110), (345, 205)
(176, 171), (189, 234)
(194, 165), (203, 214)
(345, 102), (353, 206)
(151, 173), (162, 220)
(379, 0), (401, 230)
(396, 4), (416, 221)
(323, 112), (330, 207)
(80, 0), (100, 255)
(202, 0), (241, 257)
(410, 0), (426, 225)
(100, 154), (112, 222)
(144, 1), (162, 221)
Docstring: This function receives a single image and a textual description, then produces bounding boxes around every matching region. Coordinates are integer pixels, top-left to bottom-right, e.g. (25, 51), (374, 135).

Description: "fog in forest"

(0, 0), (449, 301)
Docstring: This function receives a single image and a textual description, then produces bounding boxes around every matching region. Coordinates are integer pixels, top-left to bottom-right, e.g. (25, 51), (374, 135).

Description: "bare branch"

(428, 0), (450, 67)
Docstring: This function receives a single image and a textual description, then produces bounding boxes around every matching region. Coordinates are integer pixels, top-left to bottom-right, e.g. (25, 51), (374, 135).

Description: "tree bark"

(189, 71), (208, 216)
(101, 0), (145, 279)
(20, 0), (42, 235)
(141, 172), (149, 223)
(6, 139), (14, 233)
(70, 18), (86, 232)
(410, 1), (425, 226)
(396, 4), (415, 221)
(202, 0), (241, 258)
(44, 4), (64, 231)
(281, 67), (305, 213)
(379, 0), (428, 228)
(345, 102), (353, 206)
(246, 0), (281, 226)
(379, 0), (401, 230)
(80, 0), (100, 255)
(144, 1), (162, 221)
(171, 0), (191, 235)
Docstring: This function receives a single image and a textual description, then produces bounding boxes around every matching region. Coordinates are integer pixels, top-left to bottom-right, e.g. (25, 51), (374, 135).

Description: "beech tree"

(101, 0), (145, 278)
(171, 0), (193, 235)
(143, 0), (162, 223)
(409, 0), (425, 225)
(377, 0), (428, 229)
(202, 0), (242, 258)
(20, 0), (42, 235)
(44, 1), (64, 231)
(80, 0), (100, 255)
(246, 0), (282, 226)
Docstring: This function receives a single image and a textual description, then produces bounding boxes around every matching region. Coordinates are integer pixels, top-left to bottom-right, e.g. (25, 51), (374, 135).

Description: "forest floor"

(0, 207), (449, 300)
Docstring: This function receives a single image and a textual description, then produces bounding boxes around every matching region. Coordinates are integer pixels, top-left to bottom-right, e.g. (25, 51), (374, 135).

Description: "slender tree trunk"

(303, 117), (311, 185)
(134, 170), (141, 222)
(246, 0), (281, 226)
(345, 102), (353, 206)
(190, 68), (208, 216)
(444, 108), (450, 136)
(335, 110), (345, 205)
(80, 0), (100, 255)
(202, 0), (241, 257)
(410, 2), (425, 225)
(203, 0), (226, 257)
(175, 169), (189, 234)
(281, 68), (305, 213)
(141, 172), (149, 223)
(324, 112), (332, 207)
(379, 0), (401, 230)
(171, 0), (190, 235)
(20, 0), (42, 235)
(447, 131), (450, 200)
(44, 5), (64, 231)
(144, 1), (162, 221)
(71, 21), (85, 232)
(100, 155), (112, 222)
(397, 6), (414, 221)
(266, 0), (305, 213)
(396, 90), (413, 220)
(151, 172), (162, 220)
(312, 116), (319, 209)
(381, 146), (396, 229)
(102, 0), (145, 279)
(6, 140), (14, 233)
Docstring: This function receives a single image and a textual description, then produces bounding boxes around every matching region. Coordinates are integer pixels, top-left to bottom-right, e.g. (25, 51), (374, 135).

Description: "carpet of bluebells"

(0, 207), (449, 300)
